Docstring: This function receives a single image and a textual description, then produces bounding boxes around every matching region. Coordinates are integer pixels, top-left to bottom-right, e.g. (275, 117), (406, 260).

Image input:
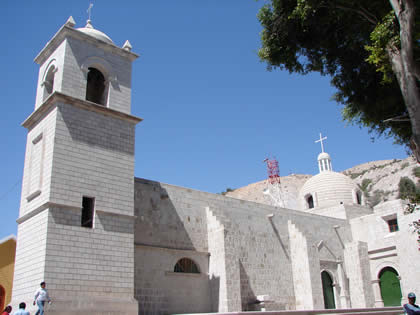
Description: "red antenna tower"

(263, 157), (281, 184)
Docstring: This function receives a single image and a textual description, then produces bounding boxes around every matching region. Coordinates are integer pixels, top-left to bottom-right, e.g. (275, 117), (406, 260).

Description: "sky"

(0, 1), (408, 240)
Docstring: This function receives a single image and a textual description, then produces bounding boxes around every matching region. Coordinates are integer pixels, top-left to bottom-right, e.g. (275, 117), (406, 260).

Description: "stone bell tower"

(12, 16), (141, 314)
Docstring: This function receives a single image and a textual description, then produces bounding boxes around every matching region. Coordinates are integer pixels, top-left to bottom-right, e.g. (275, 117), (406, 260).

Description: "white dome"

(318, 152), (331, 160)
(77, 21), (113, 44)
(299, 171), (357, 210)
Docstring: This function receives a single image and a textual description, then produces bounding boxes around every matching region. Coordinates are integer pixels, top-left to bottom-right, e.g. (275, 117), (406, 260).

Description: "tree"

(220, 187), (235, 195)
(413, 166), (420, 178)
(398, 176), (419, 201)
(258, 0), (420, 158)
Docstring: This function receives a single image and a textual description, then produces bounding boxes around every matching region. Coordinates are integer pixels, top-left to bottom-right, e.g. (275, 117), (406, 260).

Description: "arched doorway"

(321, 271), (336, 309)
(379, 267), (402, 306)
(0, 285), (5, 312)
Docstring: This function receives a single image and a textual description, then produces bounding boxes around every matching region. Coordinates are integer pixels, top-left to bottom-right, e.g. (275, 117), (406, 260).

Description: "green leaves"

(257, 0), (415, 148)
(365, 11), (399, 83)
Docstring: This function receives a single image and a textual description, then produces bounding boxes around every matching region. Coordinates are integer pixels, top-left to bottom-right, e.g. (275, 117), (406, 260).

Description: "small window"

(81, 196), (95, 228)
(174, 258), (199, 274)
(387, 219), (399, 232)
(356, 191), (362, 205)
(306, 195), (314, 209)
(86, 67), (106, 105)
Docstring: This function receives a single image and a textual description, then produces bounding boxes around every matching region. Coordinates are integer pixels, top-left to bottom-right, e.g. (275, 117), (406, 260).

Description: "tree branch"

(332, 4), (378, 25)
(358, 4), (380, 24)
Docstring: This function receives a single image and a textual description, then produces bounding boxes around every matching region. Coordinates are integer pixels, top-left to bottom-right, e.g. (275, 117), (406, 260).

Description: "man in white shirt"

(12, 303), (29, 315)
(33, 282), (51, 315)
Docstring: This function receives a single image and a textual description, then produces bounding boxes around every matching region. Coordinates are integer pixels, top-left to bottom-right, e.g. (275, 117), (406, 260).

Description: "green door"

(379, 267), (402, 306)
(321, 271), (336, 309)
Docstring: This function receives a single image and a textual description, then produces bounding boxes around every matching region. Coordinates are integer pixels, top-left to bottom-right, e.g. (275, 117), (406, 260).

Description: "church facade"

(12, 18), (420, 315)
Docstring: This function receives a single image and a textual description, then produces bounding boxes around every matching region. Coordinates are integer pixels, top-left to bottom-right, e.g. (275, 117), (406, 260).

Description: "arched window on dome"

(356, 191), (362, 205)
(305, 194), (314, 209)
(174, 258), (200, 274)
(86, 67), (106, 105)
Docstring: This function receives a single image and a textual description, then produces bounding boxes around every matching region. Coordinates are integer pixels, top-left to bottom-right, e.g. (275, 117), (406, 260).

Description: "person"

(12, 303), (29, 315)
(2, 306), (12, 315)
(404, 292), (420, 315)
(33, 282), (51, 315)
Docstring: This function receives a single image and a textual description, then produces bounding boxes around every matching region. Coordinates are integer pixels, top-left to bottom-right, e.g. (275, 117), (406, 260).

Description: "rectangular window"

(81, 196), (95, 228)
(387, 218), (399, 232)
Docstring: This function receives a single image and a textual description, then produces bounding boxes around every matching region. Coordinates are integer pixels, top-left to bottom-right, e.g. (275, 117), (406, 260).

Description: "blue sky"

(0, 1), (407, 240)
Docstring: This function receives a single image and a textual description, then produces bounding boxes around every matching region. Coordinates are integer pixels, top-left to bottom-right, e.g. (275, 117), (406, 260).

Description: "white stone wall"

(15, 99), (138, 313)
(134, 178), (354, 313)
(395, 210), (420, 301)
(134, 245), (211, 315)
(350, 200), (420, 305)
(308, 204), (373, 220)
(61, 38), (133, 114)
(50, 103), (136, 216)
(35, 36), (133, 114)
(17, 19), (139, 315)
(343, 241), (375, 307)
(134, 179), (209, 251)
(11, 211), (48, 313)
(34, 101), (138, 307)
(44, 206), (135, 299)
(206, 207), (229, 312)
(288, 221), (314, 310)
(308, 205), (347, 219)
(19, 107), (57, 216)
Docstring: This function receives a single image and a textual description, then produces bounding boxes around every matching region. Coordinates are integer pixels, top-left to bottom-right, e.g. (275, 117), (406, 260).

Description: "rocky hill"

(226, 156), (419, 208)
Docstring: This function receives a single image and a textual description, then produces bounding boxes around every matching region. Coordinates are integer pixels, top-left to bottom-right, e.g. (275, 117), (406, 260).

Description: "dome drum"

(300, 171), (362, 210)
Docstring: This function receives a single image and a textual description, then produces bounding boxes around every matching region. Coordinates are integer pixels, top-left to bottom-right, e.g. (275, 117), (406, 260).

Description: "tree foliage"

(358, 178), (372, 196)
(398, 176), (420, 201)
(413, 166), (420, 178)
(258, 0), (420, 153)
(220, 187), (235, 195)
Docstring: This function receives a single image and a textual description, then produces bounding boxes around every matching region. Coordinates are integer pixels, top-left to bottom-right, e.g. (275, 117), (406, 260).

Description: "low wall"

(174, 307), (404, 315)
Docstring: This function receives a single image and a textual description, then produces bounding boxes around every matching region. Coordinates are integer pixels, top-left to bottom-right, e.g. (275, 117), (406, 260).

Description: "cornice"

(34, 25), (139, 65)
(22, 91), (142, 130)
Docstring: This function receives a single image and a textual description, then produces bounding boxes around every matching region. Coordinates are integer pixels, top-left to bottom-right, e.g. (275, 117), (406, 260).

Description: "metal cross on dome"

(87, 3), (93, 21)
(315, 133), (327, 153)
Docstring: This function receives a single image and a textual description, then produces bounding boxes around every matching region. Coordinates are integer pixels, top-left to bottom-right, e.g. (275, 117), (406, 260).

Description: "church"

(11, 17), (420, 315)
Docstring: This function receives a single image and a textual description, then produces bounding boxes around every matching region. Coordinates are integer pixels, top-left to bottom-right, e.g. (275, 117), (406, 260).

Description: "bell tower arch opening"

(86, 67), (106, 105)
(41, 60), (57, 102)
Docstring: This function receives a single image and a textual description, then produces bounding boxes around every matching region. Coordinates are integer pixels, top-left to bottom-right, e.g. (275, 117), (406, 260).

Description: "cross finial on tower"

(87, 3), (93, 22)
(315, 133), (327, 153)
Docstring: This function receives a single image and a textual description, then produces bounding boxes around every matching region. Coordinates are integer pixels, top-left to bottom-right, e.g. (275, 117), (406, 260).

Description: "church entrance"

(321, 271), (336, 309)
(379, 267), (402, 306)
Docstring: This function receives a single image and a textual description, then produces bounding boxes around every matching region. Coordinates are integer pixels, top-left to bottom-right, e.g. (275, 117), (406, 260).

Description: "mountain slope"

(226, 157), (418, 208)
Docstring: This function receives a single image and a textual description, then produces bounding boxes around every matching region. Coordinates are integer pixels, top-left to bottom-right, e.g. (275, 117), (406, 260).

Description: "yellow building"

(0, 236), (16, 311)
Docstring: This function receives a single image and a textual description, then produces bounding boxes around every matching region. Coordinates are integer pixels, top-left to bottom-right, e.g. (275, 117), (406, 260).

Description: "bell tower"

(12, 16), (141, 314)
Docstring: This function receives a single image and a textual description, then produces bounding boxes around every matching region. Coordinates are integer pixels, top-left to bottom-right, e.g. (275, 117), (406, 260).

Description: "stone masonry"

(12, 16), (420, 315)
